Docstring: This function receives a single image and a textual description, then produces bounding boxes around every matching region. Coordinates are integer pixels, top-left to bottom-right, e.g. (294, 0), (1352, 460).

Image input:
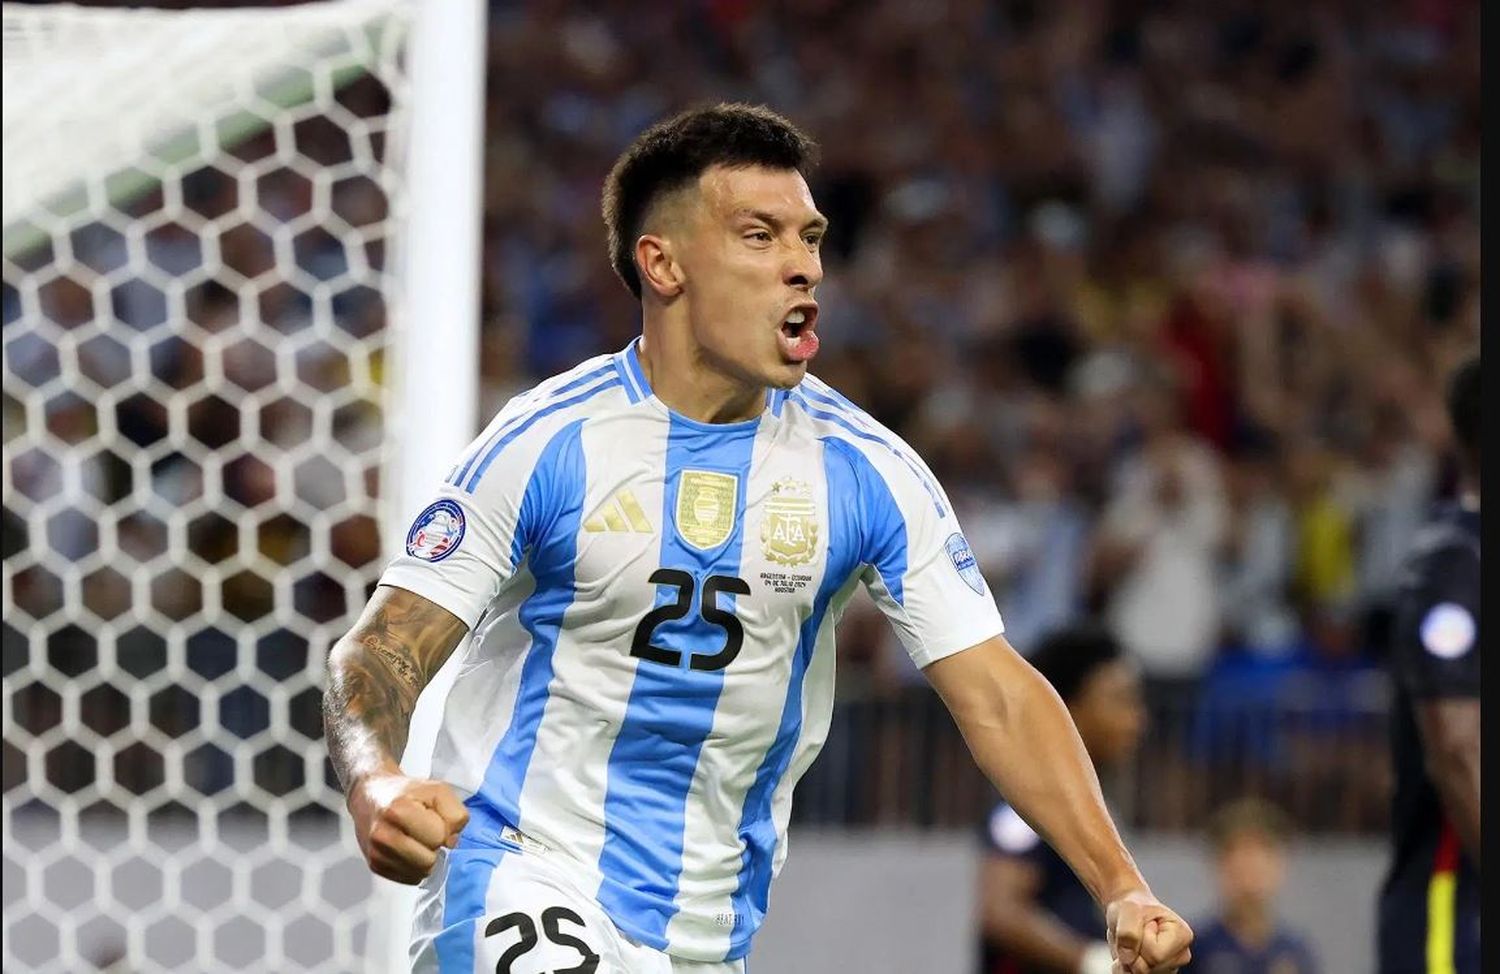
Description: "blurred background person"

(975, 625), (1145, 974)
(1376, 354), (1480, 974)
(1185, 798), (1319, 973)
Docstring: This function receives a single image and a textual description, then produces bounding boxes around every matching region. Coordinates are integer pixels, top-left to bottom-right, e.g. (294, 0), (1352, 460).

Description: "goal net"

(0, 1), (476, 969)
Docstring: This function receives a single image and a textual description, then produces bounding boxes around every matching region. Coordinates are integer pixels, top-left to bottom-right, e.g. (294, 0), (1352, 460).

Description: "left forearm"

(929, 642), (1146, 905)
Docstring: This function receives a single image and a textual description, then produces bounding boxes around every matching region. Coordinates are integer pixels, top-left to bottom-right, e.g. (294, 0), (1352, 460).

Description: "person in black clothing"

(1377, 354), (1480, 974)
(976, 625), (1146, 974)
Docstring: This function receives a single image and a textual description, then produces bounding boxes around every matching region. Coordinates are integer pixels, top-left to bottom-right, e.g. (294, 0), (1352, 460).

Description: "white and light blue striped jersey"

(380, 338), (1004, 965)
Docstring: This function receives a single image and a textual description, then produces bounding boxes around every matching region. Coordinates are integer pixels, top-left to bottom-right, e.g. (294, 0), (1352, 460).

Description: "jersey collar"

(614, 337), (789, 425)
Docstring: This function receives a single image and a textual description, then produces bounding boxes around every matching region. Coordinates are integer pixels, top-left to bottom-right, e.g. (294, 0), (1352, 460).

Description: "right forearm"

(321, 586), (468, 797)
(323, 633), (422, 794)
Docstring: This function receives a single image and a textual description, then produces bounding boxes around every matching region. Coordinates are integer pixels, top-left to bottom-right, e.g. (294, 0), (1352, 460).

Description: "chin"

(766, 360), (808, 389)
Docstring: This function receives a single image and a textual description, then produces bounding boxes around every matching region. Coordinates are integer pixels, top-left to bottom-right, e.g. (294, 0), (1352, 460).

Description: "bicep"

(922, 635), (1035, 725)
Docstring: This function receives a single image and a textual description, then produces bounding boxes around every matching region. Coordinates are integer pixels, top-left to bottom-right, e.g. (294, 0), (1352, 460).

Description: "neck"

(1222, 900), (1273, 949)
(639, 316), (765, 425)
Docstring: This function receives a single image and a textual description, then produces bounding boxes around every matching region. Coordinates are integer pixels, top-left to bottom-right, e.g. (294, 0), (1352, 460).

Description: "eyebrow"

(738, 208), (830, 233)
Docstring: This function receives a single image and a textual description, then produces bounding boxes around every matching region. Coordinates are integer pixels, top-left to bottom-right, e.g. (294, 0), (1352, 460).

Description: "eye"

(804, 233), (823, 249)
(747, 230), (773, 243)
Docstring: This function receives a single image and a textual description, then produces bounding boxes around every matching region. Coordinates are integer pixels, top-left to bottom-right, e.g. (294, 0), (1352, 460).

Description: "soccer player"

(976, 625), (1147, 974)
(323, 103), (1193, 973)
(1377, 354), (1480, 974)
(1184, 799), (1318, 974)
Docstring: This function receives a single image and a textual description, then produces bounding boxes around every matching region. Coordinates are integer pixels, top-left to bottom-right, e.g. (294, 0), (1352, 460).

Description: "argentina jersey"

(381, 338), (1005, 964)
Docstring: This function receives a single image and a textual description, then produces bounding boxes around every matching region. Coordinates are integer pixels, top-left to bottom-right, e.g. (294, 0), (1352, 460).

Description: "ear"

(636, 233), (684, 299)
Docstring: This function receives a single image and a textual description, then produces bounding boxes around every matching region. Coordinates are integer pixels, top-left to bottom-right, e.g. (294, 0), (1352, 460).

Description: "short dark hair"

(1027, 624), (1125, 703)
(601, 102), (818, 298)
(1446, 353), (1480, 463)
(1207, 797), (1293, 851)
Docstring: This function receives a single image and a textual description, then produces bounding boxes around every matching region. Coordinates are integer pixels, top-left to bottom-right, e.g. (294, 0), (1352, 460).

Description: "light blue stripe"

(795, 382), (946, 514)
(449, 363), (616, 486)
(788, 390), (946, 517)
(462, 377), (619, 493)
(723, 437), (875, 958)
(595, 414), (760, 949)
(435, 848), (504, 973)
(465, 419), (588, 839)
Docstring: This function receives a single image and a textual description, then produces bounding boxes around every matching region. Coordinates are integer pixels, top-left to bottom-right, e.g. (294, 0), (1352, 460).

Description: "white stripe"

(432, 568), (539, 797)
(510, 413), (671, 891)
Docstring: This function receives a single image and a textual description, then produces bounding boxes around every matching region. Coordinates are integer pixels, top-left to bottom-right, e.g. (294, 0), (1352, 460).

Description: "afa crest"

(760, 478), (819, 566)
(675, 470), (738, 550)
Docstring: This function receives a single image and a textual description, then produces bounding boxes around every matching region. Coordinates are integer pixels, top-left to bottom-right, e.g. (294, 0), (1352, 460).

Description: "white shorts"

(411, 844), (748, 974)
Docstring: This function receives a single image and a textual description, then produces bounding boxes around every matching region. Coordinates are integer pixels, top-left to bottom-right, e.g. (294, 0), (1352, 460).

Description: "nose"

(784, 243), (823, 290)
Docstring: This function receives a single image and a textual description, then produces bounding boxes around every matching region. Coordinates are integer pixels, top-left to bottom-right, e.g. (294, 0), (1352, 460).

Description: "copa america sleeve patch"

(1420, 602), (1476, 659)
(406, 499), (466, 562)
(945, 533), (986, 594)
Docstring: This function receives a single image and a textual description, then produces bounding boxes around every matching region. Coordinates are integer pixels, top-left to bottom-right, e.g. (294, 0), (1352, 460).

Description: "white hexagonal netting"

(3, 2), (418, 969)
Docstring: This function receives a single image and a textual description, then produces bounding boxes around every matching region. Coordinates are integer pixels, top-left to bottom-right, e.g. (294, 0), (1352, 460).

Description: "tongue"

(779, 327), (820, 363)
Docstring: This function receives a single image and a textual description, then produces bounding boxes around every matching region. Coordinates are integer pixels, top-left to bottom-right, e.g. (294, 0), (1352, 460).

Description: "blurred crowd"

(5, 0), (1480, 832)
(474, 0), (1479, 686)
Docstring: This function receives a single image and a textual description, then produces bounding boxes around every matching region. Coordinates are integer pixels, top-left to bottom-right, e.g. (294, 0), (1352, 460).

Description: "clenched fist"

(349, 772), (470, 884)
(1106, 889), (1194, 973)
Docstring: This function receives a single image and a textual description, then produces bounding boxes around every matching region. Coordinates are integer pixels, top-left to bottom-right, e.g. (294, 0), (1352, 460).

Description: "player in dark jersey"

(1377, 354), (1480, 974)
(976, 625), (1146, 974)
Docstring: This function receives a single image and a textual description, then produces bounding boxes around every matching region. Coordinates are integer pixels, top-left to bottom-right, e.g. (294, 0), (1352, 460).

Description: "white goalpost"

(1, 0), (484, 970)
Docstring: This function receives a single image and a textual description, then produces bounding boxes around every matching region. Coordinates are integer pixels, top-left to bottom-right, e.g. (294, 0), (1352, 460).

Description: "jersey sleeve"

(377, 406), (576, 630)
(1390, 537), (1480, 700)
(828, 437), (1005, 669)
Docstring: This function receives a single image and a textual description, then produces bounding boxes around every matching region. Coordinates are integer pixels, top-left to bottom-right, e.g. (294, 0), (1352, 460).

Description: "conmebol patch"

(406, 499), (466, 562)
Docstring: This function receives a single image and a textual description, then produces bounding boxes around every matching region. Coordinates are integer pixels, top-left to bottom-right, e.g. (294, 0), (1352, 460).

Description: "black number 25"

(485, 906), (599, 974)
(631, 569), (751, 672)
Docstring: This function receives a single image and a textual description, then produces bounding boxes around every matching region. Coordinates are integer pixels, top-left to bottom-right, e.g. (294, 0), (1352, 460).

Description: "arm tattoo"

(323, 588), (467, 794)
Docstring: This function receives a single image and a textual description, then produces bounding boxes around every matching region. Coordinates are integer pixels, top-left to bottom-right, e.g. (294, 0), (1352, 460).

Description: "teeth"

(786, 310), (806, 325)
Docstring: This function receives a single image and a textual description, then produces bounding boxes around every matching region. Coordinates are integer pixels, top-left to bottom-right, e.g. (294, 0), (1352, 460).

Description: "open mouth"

(777, 305), (820, 363)
(780, 308), (814, 340)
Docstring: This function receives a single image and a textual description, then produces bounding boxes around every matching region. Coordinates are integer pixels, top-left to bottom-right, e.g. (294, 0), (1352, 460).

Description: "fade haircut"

(1026, 624), (1125, 704)
(601, 102), (818, 299)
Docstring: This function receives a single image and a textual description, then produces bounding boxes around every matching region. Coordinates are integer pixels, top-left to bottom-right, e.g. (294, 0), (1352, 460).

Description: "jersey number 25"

(630, 569), (751, 672)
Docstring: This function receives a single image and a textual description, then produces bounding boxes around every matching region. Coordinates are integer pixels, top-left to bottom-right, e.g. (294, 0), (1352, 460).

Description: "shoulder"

(787, 375), (949, 517)
(450, 354), (626, 495)
(492, 353), (628, 428)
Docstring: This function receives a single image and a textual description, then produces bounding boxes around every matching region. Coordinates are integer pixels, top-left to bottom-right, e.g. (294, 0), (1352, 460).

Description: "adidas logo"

(583, 489), (653, 534)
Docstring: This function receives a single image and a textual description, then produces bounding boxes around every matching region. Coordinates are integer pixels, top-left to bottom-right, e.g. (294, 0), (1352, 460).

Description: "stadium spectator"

(1184, 798), (1320, 974)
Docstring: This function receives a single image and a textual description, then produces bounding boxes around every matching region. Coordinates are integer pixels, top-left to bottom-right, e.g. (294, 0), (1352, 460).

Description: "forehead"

(695, 164), (820, 222)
